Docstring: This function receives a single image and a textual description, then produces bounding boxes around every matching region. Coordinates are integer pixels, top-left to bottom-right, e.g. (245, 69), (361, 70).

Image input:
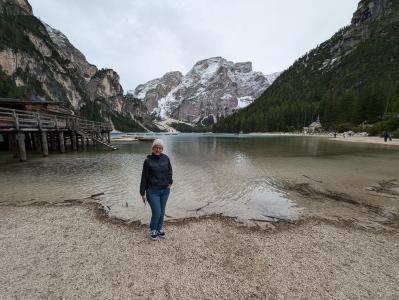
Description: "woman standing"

(140, 139), (173, 240)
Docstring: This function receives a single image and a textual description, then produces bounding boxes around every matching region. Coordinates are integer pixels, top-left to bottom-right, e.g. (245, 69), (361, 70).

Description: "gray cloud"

(29, 0), (359, 91)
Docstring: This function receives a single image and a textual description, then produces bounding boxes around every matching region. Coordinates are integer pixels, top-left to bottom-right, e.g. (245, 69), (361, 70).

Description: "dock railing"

(0, 107), (112, 132)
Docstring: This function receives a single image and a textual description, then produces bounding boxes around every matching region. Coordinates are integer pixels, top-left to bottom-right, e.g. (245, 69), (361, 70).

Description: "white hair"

(152, 139), (164, 148)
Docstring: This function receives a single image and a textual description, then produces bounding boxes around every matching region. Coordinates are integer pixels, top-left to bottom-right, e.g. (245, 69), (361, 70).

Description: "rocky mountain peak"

(187, 57), (228, 82)
(233, 62), (253, 73)
(133, 57), (279, 125)
(193, 56), (225, 68)
(320, 0), (395, 72)
(86, 68), (124, 106)
(162, 71), (183, 82)
(0, 0), (32, 15)
(44, 23), (98, 81)
(132, 71), (183, 113)
(351, 0), (391, 26)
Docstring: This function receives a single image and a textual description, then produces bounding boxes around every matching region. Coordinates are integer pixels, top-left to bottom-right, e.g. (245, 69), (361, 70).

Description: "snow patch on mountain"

(132, 57), (278, 124)
(237, 96), (254, 109)
(134, 78), (160, 100)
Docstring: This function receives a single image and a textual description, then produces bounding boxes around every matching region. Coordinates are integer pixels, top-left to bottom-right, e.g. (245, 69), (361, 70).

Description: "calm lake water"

(1, 133), (398, 226)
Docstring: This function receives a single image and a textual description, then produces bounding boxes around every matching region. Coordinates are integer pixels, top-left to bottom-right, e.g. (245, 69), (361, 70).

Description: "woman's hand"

(141, 195), (146, 204)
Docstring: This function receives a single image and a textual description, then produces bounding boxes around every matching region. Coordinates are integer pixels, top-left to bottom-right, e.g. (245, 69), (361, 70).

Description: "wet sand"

(1, 203), (398, 299)
(330, 136), (399, 146)
(247, 133), (399, 146)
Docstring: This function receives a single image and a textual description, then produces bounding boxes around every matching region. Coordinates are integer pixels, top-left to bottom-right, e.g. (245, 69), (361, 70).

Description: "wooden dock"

(0, 107), (117, 161)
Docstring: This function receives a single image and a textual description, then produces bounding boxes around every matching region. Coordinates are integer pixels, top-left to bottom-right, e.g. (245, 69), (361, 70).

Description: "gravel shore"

(330, 136), (399, 146)
(1, 204), (398, 299)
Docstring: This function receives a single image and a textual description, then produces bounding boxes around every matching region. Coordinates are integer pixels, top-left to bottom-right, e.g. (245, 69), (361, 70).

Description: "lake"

(1, 133), (398, 228)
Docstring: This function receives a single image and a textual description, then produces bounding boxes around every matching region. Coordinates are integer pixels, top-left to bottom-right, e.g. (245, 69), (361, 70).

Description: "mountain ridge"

(213, 0), (399, 134)
(132, 56), (280, 125)
(0, 0), (158, 132)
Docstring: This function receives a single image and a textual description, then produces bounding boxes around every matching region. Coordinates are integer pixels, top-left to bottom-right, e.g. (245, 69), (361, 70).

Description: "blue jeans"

(146, 187), (170, 231)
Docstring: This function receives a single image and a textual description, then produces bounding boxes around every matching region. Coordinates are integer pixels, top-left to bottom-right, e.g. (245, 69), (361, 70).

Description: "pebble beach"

(1, 203), (398, 299)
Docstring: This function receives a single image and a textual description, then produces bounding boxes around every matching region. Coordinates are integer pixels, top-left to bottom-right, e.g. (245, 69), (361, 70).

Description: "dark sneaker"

(151, 230), (158, 241)
(157, 229), (165, 238)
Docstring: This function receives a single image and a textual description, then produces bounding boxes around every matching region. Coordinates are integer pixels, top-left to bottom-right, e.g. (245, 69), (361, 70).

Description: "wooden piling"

(41, 131), (49, 156)
(58, 131), (65, 153)
(54, 132), (59, 151)
(64, 134), (67, 151)
(16, 132), (27, 161)
(34, 132), (42, 153)
(1, 107), (114, 160)
(50, 132), (57, 152)
(82, 133), (87, 150)
(71, 132), (77, 151)
(9, 132), (18, 158)
(47, 132), (52, 151)
(77, 134), (81, 149)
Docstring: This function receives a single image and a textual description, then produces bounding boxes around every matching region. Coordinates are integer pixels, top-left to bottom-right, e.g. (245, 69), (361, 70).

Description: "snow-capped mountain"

(130, 71), (183, 114)
(132, 57), (279, 125)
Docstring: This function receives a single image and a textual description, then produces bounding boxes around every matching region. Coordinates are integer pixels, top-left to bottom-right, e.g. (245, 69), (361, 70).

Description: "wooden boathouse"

(0, 98), (117, 162)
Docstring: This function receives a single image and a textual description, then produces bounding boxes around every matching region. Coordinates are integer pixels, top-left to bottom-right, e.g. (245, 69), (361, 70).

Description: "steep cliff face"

(322, 0), (394, 71)
(44, 23), (97, 82)
(133, 57), (277, 125)
(351, 0), (391, 25)
(214, 0), (399, 133)
(0, 0), (32, 15)
(131, 71), (183, 113)
(0, 0), (155, 132)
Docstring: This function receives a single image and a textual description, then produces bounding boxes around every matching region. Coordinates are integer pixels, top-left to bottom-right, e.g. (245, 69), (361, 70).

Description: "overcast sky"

(29, 0), (359, 91)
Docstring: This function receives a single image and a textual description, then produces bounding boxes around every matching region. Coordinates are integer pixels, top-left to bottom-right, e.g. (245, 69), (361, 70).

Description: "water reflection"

(1, 134), (398, 225)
